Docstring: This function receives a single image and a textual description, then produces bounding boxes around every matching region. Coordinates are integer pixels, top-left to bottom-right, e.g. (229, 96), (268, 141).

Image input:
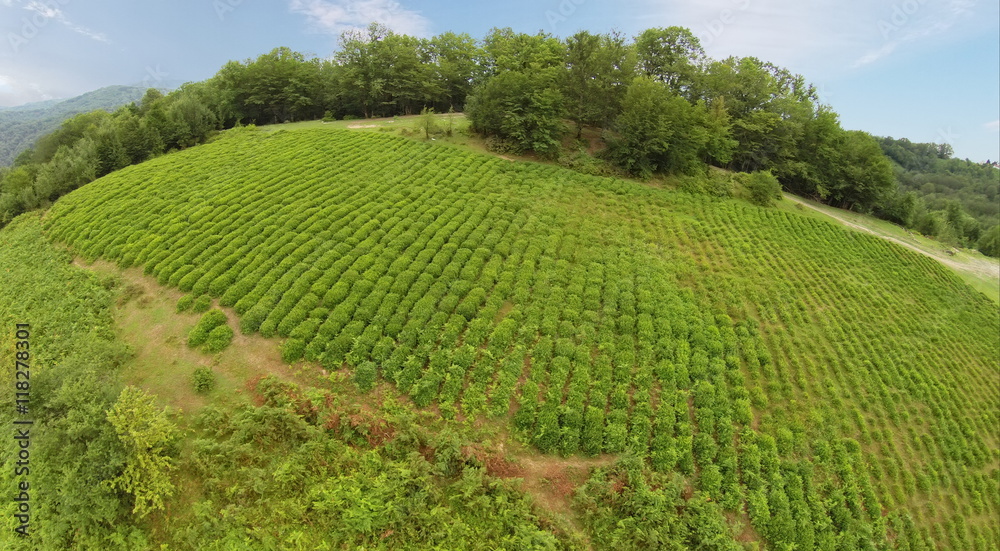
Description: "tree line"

(0, 23), (995, 256)
(875, 136), (999, 255)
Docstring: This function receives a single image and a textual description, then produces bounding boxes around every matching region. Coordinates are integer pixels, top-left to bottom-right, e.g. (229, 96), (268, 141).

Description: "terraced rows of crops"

(44, 128), (999, 550)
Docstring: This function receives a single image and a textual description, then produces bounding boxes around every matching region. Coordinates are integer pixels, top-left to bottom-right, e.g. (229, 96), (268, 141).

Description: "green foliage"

(743, 170), (782, 207)
(39, 127), (1000, 551)
(176, 294), (195, 312)
(562, 30), (634, 133)
(106, 385), (179, 517)
(466, 70), (565, 157)
(977, 225), (1000, 257)
(188, 309), (228, 348)
(281, 338), (307, 363)
(192, 367), (216, 393)
(0, 216), (136, 548)
(635, 27), (705, 96)
(0, 85), (146, 166)
(879, 136), (998, 231)
(174, 380), (579, 550)
(354, 360), (378, 391)
(2, 23), (997, 551)
(203, 324), (234, 353)
(191, 294), (212, 313)
(575, 456), (742, 550)
(417, 107), (439, 139)
(606, 77), (732, 177)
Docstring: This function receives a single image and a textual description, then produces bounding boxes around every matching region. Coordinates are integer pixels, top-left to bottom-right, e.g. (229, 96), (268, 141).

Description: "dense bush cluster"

(0, 217), (172, 549)
(192, 367), (216, 393)
(43, 129), (1000, 550)
(188, 309), (232, 353)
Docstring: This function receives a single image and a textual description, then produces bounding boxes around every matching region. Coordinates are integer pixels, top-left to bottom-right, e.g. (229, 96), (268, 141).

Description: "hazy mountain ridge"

(0, 85), (148, 165)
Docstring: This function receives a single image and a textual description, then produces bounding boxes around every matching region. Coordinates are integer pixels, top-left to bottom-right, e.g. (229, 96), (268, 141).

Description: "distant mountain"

(0, 85), (148, 165)
(0, 98), (62, 112)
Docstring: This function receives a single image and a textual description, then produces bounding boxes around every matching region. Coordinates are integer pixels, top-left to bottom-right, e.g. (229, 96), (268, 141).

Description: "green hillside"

(20, 127), (1000, 548)
(0, 85), (148, 166)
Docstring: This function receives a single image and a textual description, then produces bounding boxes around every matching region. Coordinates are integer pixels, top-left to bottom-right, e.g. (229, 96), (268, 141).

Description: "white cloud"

(289, 0), (431, 38)
(638, 0), (980, 74)
(986, 120), (1000, 132)
(16, 0), (111, 43)
(852, 0), (975, 67)
(23, 0), (57, 18)
(0, 71), (57, 107)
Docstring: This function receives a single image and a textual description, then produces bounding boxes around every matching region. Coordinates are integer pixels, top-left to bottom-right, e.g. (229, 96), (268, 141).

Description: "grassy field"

(34, 126), (1000, 549)
(264, 112), (494, 154)
(779, 194), (1000, 303)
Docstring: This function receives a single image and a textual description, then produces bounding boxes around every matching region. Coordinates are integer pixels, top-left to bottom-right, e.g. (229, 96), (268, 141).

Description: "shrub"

(192, 367), (216, 393)
(192, 294), (212, 313)
(743, 170), (783, 207)
(354, 360), (378, 391)
(534, 404), (561, 453)
(176, 294), (195, 313)
(678, 172), (733, 198)
(203, 324), (234, 353)
(581, 406), (605, 456)
(239, 306), (267, 335)
(280, 338), (306, 363)
(189, 310), (228, 348)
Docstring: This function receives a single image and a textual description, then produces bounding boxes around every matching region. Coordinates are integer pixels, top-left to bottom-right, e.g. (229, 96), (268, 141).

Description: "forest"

(0, 24), (995, 256)
(876, 136), (999, 253)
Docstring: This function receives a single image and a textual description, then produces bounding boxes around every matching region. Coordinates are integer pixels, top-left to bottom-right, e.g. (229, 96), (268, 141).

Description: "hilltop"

(0, 126), (992, 549)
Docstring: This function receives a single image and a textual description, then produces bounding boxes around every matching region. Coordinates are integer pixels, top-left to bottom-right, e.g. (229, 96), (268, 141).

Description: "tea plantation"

(40, 127), (1000, 549)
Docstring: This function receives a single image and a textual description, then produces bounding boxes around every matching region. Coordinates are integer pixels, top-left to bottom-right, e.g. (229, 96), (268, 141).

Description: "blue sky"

(1, 0), (997, 161)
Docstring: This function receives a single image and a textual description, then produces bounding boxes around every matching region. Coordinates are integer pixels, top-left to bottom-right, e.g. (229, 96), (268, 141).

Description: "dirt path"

(785, 195), (1000, 282)
(71, 258), (323, 414)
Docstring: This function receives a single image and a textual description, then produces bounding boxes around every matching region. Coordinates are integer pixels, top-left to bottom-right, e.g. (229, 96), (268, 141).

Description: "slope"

(43, 127), (1000, 550)
(782, 193), (1000, 303)
(0, 85), (147, 165)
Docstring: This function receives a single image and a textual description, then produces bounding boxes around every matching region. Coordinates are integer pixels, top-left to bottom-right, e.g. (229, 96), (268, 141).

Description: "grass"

(264, 112), (496, 153)
(276, 114), (999, 305)
(75, 258), (326, 419)
(779, 193), (1000, 303)
(40, 127), (1000, 550)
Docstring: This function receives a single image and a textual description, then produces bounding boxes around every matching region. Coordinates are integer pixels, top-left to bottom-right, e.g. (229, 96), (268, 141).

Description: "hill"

(874, 136), (1000, 253)
(0, 85), (148, 166)
(5, 126), (999, 549)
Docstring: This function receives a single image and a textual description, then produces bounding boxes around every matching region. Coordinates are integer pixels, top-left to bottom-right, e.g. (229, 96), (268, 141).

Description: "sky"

(0, 0), (997, 161)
